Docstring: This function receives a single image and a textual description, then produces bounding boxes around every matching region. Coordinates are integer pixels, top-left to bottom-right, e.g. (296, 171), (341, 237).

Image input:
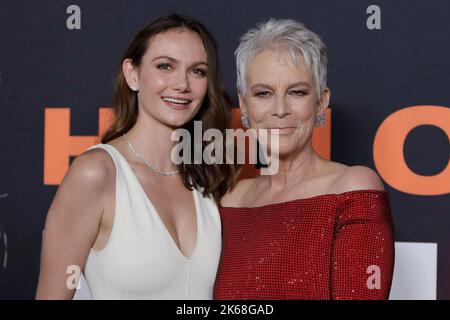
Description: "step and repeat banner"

(0, 0), (449, 299)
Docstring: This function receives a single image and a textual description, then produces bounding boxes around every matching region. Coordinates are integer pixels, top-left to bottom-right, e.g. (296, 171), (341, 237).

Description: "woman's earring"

(314, 112), (325, 127)
(241, 115), (250, 128)
(131, 85), (138, 92)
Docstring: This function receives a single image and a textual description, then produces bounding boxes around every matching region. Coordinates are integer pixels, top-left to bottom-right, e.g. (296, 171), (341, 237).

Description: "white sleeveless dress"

(82, 144), (222, 299)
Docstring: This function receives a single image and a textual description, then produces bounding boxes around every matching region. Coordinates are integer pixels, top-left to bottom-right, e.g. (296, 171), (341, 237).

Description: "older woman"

(214, 19), (395, 300)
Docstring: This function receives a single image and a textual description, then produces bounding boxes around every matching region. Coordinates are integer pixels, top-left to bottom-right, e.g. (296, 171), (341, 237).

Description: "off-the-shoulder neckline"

(220, 189), (388, 210)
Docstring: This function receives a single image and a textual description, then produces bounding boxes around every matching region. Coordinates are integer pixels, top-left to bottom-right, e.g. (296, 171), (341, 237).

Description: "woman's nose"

(172, 71), (190, 92)
(272, 97), (290, 118)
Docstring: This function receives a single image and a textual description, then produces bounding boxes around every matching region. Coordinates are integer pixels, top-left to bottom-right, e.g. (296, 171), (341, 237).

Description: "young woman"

(36, 14), (235, 299)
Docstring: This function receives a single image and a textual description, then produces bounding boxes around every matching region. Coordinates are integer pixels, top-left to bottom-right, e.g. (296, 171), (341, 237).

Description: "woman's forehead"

(246, 49), (312, 84)
(145, 29), (207, 60)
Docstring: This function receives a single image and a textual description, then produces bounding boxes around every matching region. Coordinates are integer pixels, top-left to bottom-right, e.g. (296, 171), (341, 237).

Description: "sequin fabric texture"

(214, 190), (395, 300)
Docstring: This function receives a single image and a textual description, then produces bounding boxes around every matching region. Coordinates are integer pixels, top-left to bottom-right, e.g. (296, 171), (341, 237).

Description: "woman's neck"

(266, 142), (320, 191)
(124, 113), (179, 172)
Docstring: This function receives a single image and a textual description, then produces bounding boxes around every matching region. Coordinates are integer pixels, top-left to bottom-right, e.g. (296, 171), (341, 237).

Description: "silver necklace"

(122, 133), (180, 176)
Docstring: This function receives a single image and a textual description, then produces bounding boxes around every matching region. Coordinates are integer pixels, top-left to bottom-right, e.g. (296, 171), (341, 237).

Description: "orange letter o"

(373, 105), (450, 195)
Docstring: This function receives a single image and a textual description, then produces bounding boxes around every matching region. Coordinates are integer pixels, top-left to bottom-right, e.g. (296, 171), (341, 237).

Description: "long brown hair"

(101, 14), (236, 203)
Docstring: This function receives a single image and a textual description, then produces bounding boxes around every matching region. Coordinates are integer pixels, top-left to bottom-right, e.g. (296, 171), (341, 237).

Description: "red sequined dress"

(214, 190), (395, 300)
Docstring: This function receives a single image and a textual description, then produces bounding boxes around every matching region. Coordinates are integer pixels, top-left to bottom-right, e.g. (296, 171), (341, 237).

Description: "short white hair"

(235, 18), (328, 98)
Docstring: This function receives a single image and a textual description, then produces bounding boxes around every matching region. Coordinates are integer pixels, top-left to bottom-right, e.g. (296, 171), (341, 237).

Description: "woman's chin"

(162, 107), (201, 127)
(161, 114), (194, 128)
(266, 143), (303, 159)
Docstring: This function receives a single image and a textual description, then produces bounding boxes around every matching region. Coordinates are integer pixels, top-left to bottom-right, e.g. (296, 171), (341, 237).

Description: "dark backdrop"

(0, 0), (449, 299)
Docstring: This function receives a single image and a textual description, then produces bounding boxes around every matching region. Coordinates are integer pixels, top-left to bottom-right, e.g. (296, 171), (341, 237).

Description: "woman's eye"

(192, 68), (207, 77)
(290, 90), (307, 96)
(256, 91), (271, 97)
(157, 63), (172, 70)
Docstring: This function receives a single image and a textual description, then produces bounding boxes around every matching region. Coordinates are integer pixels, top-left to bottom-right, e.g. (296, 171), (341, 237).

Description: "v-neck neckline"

(104, 143), (200, 262)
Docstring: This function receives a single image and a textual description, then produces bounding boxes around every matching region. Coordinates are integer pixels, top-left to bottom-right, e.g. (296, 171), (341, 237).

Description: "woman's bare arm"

(35, 149), (113, 299)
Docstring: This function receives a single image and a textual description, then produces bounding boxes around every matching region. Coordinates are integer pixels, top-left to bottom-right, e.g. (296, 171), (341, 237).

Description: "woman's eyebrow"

(152, 56), (208, 67)
(191, 61), (208, 67)
(287, 81), (310, 89)
(251, 81), (310, 91)
(251, 83), (273, 91)
(152, 55), (178, 63)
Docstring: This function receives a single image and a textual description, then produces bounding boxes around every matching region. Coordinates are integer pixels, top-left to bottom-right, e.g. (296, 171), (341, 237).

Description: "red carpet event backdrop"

(0, 0), (449, 299)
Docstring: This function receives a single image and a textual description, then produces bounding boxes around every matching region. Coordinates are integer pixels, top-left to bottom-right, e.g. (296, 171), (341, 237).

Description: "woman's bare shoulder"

(47, 147), (116, 227)
(65, 147), (115, 187)
(331, 165), (384, 193)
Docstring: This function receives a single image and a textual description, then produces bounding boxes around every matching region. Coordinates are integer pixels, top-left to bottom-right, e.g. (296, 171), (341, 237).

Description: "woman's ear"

(122, 58), (139, 91)
(318, 87), (331, 113)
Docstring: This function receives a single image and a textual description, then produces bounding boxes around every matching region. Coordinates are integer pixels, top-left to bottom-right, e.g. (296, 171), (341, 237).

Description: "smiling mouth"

(161, 97), (193, 110)
(162, 97), (192, 105)
(267, 127), (297, 135)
